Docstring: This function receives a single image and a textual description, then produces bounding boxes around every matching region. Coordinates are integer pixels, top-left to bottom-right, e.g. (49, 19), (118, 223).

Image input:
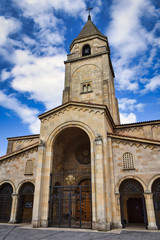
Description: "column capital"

(144, 191), (152, 195)
(115, 191), (120, 195)
(11, 193), (18, 197)
(95, 133), (102, 145)
(38, 140), (46, 150)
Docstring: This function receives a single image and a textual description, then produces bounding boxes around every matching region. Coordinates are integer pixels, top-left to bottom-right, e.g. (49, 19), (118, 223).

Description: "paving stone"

(0, 225), (160, 240)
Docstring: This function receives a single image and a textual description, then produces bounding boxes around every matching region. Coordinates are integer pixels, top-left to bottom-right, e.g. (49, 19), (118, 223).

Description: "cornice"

(108, 133), (160, 150)
(64, 51), (109, 64)
(115, 120), (160, 130)
(70, 34), (108, 51)
(7, 134), (40, 141)
(0, 142), (39, 162)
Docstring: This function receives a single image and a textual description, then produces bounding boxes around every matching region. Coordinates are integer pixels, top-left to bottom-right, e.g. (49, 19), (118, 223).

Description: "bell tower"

(63, 17), (120, 125)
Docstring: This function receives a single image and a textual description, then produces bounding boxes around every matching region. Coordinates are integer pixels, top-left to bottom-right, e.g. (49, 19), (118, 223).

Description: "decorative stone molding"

(39, 140), (46, 148)
(151, 124), (160, 130)
(0, 147), (38, 166)
(95, 133), (103, 145)
(41, 106), (104, 123)
(112, 139), (160, 151)
(116, 127), (143, 134)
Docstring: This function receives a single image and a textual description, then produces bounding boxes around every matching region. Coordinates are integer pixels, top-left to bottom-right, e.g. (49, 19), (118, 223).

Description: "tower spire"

(86, 3), (93, 21)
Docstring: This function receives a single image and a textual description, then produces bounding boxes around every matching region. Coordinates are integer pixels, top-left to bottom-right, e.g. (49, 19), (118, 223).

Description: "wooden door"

(76, 179), (91, 222)
(127, 198), (144, 223)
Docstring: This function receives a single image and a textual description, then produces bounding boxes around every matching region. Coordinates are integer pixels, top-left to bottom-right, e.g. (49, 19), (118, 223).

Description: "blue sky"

(0, 0), (160, 156)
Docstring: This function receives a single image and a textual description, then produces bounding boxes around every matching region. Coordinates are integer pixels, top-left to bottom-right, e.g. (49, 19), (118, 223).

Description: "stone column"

(94, 134), (107, 231)
(114, 192), (122, 229)
(144, 192), (158, 230)
(107, 137), (122, 229)
(9, 193), (18, 223)
(32, 141), (46, 227)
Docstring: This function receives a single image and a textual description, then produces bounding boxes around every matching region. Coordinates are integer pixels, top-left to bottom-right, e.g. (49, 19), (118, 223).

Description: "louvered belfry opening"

(48, 127), (92, 229)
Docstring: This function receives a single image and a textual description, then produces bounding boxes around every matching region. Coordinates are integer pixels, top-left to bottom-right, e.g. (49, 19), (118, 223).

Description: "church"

(0, 15), (160, 231)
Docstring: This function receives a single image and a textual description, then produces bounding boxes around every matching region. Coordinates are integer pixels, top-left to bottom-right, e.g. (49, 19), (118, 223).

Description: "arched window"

(82, 83), (92, 93)
(122, 152), (134, 170)
(25, 160), (33, 175)
(87, 84), (91, 92)
(83, 84), (87, 92)
(82, 44), (91, 56)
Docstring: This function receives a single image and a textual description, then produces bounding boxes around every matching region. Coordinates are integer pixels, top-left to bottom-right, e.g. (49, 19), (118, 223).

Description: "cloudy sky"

(0, 0), (160, 156)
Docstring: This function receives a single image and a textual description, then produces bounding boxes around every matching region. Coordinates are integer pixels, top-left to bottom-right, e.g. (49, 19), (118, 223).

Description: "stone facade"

(0, 18), (160, 231)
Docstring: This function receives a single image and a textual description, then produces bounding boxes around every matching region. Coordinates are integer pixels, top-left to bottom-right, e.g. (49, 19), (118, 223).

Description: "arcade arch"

(119, 179), (148, 229)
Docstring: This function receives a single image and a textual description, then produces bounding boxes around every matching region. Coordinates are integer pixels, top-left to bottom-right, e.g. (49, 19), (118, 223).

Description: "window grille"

(122, 152), (134, 170)
(25, 160), (33, 175)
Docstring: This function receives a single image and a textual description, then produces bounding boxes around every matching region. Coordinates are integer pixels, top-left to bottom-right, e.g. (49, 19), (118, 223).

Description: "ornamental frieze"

(112, 139), (160, 151)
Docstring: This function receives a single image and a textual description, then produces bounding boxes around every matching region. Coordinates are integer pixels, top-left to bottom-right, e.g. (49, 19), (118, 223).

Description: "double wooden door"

(127, 198), (144, 223)
(76, 179), (91, 222)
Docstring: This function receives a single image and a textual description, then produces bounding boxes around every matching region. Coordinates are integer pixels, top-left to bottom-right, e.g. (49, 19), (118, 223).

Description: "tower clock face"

(75, 144), (91, 164)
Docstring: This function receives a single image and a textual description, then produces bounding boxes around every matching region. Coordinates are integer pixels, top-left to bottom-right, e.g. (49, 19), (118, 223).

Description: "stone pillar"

(94, 134), (107, 231)
(32, 141), (46, 228)
(114, 192), (122, 229)
(144, 192), (158, 230)
(107, 137), (122, 229)
(9, 193), (18, 223)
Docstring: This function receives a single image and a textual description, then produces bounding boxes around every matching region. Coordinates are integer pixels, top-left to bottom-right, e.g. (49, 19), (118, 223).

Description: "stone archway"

(16, 182), (34, 223)
(119, 179), (148, 228)
(0, 183), (13, 222)
(48, 127), (92, 228)
(152, 178), (160, 229)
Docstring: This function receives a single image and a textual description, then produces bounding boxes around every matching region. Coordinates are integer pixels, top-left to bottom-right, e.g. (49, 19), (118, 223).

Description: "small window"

(83, 84), (87, 92)
(122, 152), (134, 170)
(82, 44), (91, 56)
(87, 84), (91, 92)
(82, 83), (92, 93)
(25, 160), (33, 175)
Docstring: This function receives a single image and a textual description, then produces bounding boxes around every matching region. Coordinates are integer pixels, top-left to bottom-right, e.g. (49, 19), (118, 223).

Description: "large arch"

(119, 178), (148, 229)
(16, 182), (35, 223)
(151, 177), (160, 229)
(0, 182), (13, 222)
(48, 125), (93, 229)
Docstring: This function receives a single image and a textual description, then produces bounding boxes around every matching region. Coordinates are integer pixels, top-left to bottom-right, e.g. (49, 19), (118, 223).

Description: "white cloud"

(144, 75), (160, 92)
(106, 0), (160, 91)
(7, 49), (66, 110)
(1, 69), (11, 82)
(0, 16), (21, 46)
(120, 112), (137, 124)
(0, 91), (40, 133)
(14, 0), (86, 27)
(118, 98), (144, 112)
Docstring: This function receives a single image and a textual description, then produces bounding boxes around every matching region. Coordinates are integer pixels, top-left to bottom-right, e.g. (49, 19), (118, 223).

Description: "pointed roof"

(76, 19), (107, 40)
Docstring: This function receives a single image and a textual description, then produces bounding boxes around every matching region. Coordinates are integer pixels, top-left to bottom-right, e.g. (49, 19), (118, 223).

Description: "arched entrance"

(119, 179), (148, 228)
(16, 182), (34, 223)
(0, 183), (13, 222)
(152, 178), (160, 229)
(48, 127), (92, 228)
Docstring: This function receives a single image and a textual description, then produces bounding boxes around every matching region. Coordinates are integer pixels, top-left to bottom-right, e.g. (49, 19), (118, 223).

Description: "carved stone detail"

(41, 106), (104, 123)
(112, 139), (160, 151)
(95, 133), (103, 145)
